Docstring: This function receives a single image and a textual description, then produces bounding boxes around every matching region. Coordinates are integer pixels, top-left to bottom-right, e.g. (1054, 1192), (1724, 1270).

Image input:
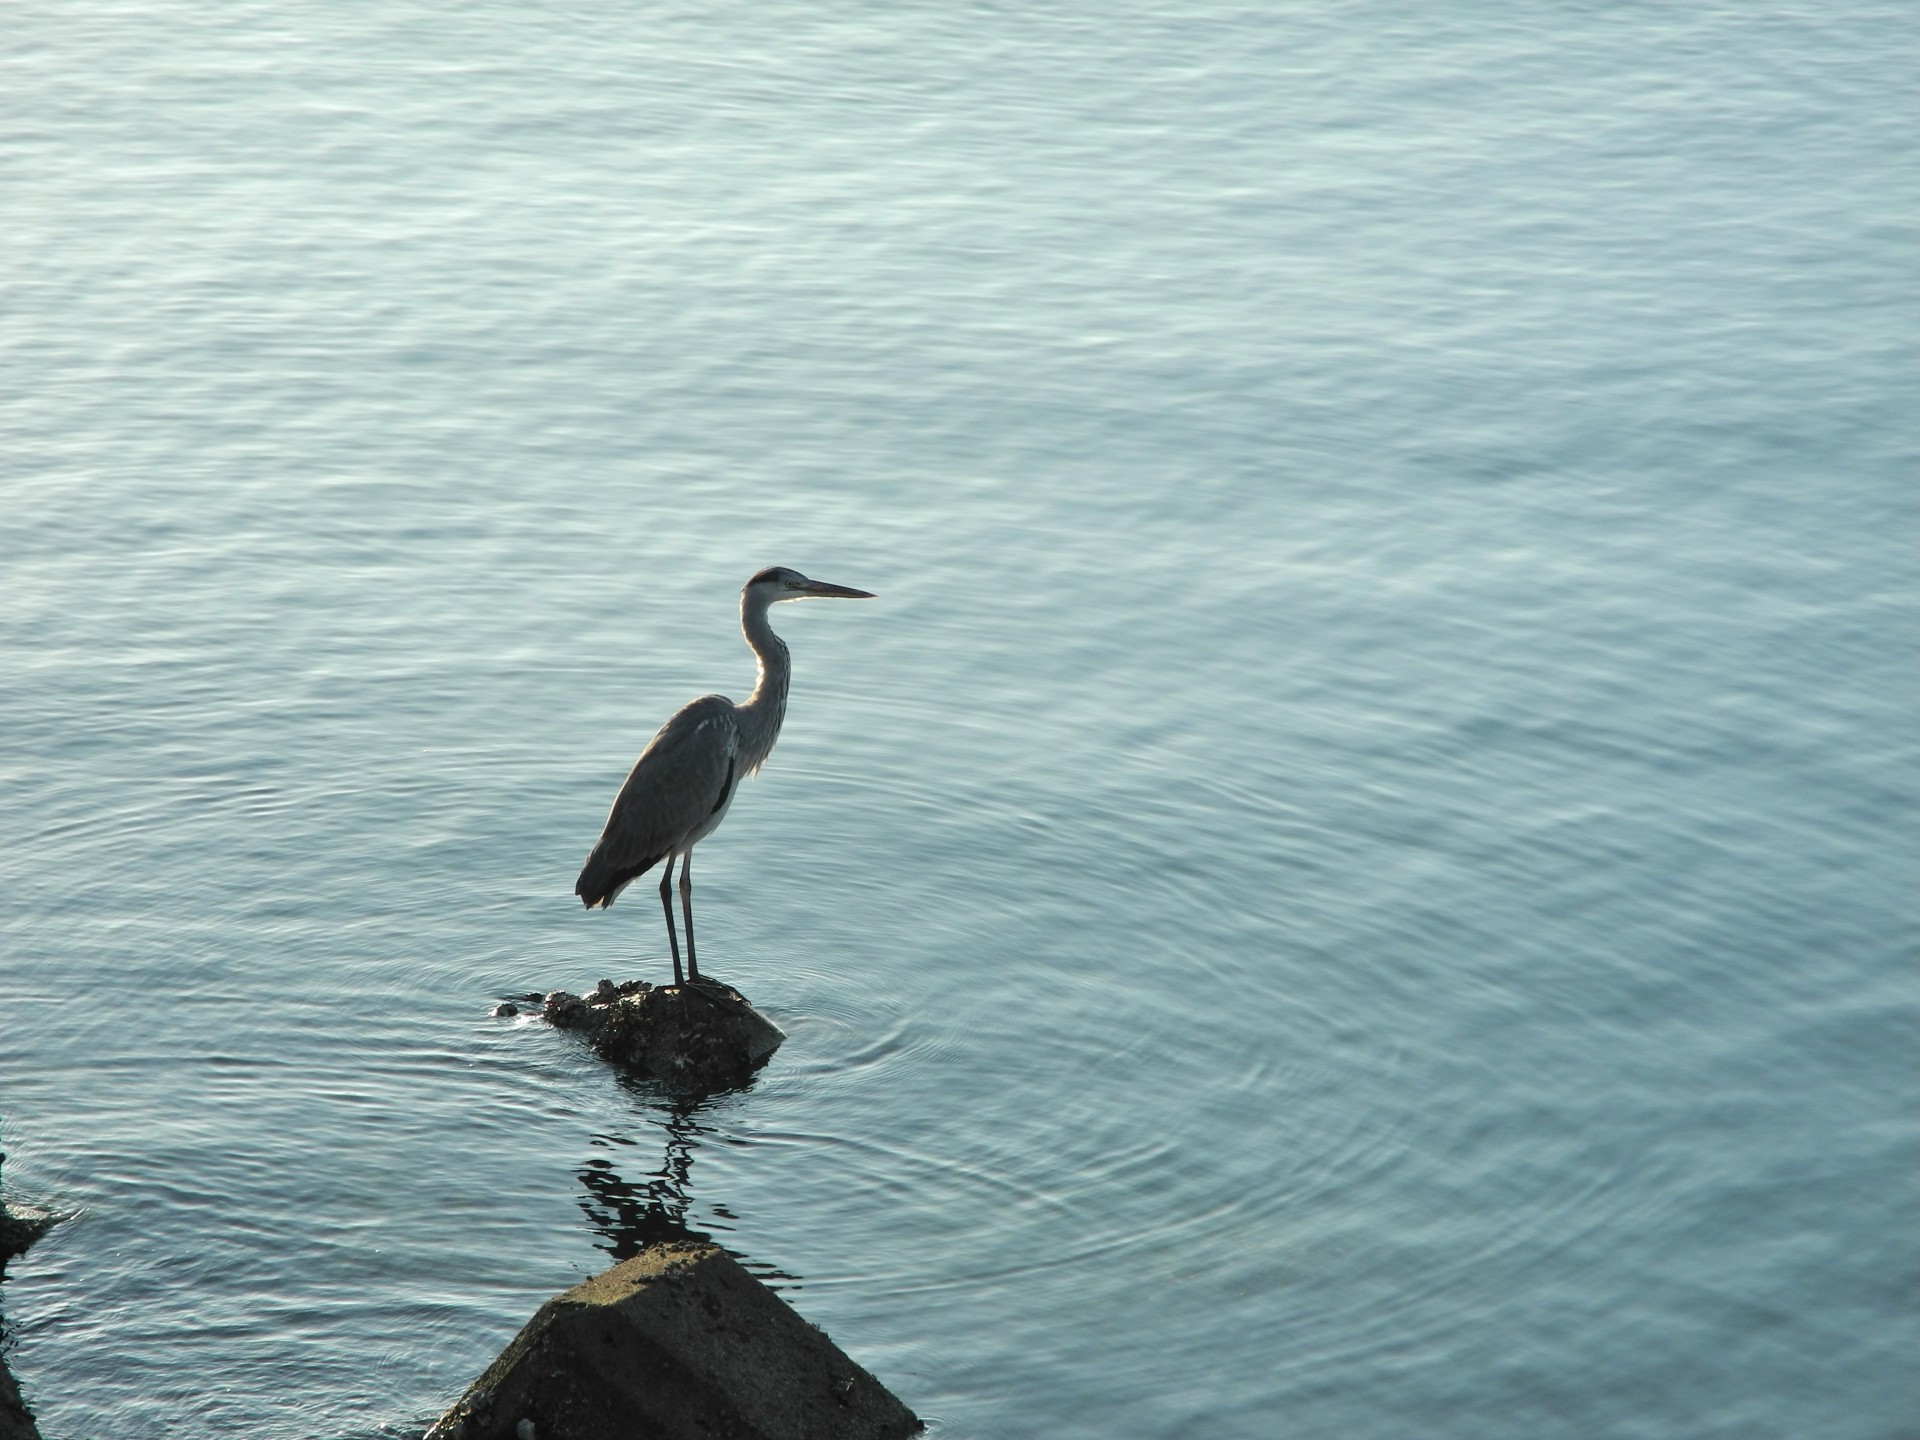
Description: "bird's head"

(743, 566), (876, 603)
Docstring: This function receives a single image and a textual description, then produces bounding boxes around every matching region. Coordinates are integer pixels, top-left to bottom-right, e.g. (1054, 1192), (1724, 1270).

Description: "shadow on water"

(576, 1080), (798, 1289)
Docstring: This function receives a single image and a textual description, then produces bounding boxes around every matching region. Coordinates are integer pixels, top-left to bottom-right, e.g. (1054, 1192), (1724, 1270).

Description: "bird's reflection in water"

(576, 1088), (798, 1287)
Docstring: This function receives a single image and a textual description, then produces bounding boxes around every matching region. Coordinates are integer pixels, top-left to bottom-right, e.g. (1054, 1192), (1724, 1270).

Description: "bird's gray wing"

(575, 694), (740, 909)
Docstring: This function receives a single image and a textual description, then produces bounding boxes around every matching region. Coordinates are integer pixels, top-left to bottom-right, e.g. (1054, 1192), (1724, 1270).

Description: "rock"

(0, 1151), (59, 1273)
(544, 989), (591, 1027)
(0, 1153), (47, 1440)
(426, 1242), (920, 1440)
(542, 980), (783, 1092)
(0, 1204), (54, 1270)
(0, 1352), (40, 1440)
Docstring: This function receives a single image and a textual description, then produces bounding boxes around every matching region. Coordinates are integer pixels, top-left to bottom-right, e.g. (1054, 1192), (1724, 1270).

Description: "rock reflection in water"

(576, 1099), (797, 1288)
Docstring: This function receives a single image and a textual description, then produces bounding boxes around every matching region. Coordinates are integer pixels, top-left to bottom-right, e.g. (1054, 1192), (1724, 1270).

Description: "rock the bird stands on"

(540, 977), (784, 1092)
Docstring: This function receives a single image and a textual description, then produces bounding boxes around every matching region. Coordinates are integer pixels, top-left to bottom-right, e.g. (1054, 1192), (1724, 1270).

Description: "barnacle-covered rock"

(537, 978), (783, 1092)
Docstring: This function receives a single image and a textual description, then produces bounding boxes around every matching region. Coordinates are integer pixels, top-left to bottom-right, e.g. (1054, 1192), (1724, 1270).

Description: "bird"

(575, 566), (875, 988)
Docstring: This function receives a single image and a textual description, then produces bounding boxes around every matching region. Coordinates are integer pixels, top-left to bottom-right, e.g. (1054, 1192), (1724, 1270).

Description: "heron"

(574, 566), (876, 988)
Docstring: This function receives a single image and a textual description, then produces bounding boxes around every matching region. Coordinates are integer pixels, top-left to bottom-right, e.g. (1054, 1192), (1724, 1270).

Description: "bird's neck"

(737, 594), (790, 773)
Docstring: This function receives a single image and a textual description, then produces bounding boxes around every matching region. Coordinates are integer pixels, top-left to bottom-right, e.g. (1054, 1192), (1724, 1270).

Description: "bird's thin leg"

(659, 860), (685, 989)
(679, 849), (700, 983)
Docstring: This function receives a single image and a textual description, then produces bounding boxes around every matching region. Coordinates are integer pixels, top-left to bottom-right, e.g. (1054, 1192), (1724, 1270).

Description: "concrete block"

(427, 1242), (920, 1440)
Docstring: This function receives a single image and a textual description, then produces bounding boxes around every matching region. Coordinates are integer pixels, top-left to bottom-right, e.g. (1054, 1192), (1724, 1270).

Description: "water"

(2, 3), (1913, 1437)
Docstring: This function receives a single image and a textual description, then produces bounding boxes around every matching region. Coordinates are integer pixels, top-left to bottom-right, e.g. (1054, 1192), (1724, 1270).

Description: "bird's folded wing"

(575, 694), (739, 907)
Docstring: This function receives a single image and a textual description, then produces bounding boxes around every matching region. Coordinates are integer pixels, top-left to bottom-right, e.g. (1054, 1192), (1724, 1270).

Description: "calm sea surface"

(2, 4), (1913, 1437)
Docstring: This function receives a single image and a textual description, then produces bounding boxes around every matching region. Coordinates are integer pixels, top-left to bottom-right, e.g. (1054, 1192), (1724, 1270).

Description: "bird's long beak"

(799, 579), (876, 599)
